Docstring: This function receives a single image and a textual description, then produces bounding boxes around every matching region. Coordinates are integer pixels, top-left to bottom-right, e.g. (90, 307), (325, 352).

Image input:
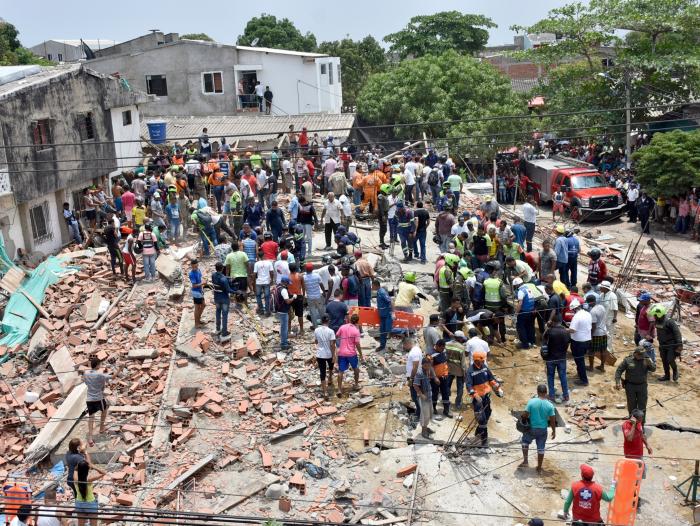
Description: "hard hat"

(512, 277), (524, 287)
(472, 350), (487, 362)
(444, 254), (459, 266)
(322, 254), (333, 265)
(263, 231), (273, 240)
(599, 280), (612, 289)
(404, 272), (417, 283)
(588, 247), (602, 259)
(648, 304), (667, 318)
(569, 298), (581, 309)
(638, 292), (652, 301)
(280, 276), (291, 284)
(396, 200), (405, 208)
(555, 225), (565, 234)
(280, 250), (288, 259)
(483, 195), (492, 201)
(454, 330), (466, 340)
(458, 259), (468, 268)
(380, 184), (391, 194)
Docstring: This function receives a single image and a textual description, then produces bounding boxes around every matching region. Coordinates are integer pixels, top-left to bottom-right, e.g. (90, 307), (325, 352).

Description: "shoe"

(443, 410), (453, 419)
(563, 395), (570, 402)
(425, 427), (435, 434)
(421, 430), (431, 439)
(657, 376), (670, 382)
(673, 373), (679, 382)
(573, 379), (589, 386)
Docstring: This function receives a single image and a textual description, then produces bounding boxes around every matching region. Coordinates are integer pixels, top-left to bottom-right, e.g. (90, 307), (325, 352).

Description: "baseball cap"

(304, 262), (314, 272)
(454, 330), (466, 340)
(580, 463), (594, 479)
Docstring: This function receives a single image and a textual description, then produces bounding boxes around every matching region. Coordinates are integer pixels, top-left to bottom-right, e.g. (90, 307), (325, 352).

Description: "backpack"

(473, 270), (489, 305)
(428, 169), (439, 187)
(270, 286), (286, 313)
(346, 275), (359, 297)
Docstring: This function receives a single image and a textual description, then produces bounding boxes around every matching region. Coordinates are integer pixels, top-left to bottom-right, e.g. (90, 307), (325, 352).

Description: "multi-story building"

(28, 39), (117, 63)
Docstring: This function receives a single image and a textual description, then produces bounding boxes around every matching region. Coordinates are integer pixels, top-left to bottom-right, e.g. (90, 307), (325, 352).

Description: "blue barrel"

(146, 120), (167, 144)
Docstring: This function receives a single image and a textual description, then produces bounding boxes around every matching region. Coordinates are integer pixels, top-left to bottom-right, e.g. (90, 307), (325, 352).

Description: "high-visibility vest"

(453, 236), (464, 254)
(446, 341), (465, 369)
(484, 278), (502, 305)
(438, 266), (453, 289)
(458, 268), (473, 280)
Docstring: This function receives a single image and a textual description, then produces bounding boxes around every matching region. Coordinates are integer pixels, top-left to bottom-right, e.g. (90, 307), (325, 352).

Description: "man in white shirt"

(35, 485), (61, 526)
(404, 158), (418, 204)
(465, 328), (490, 364)
(321, 192), (343, 250)
(282, 158), (293, 193)
(314, 314), (337, 399)
(587, 294), (608, 373)
(404, 336), (424, 424)
(626, 184), (639, 223)
(273, 253), (291, 284)
(567, 299), (592, 386)
(253, 256), (275, 315)
(254, 81), (265, 111)
(451, 215), (468, 237)
(522, 198), (538, 252)
(598, 280), (618, 354)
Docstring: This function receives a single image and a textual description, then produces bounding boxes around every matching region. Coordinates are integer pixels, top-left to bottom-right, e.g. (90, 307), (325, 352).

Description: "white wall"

(110, 104), (142, 171)
(19, 192), (63, 256)
(236, 50), (342, 114)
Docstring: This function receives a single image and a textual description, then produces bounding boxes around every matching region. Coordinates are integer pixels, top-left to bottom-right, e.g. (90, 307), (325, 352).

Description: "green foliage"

(357, 51), (528, 159)
(317, 37), (387, 110)
(237, 14), (316, 52)
(180, 33), (214, 42)
(633, 130), (700, 195)
(384, 11), (496, 59)
(0, 20), (49, 66)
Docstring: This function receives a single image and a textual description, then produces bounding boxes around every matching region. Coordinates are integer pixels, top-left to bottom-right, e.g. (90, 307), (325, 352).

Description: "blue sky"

(5, 0), (569, 48)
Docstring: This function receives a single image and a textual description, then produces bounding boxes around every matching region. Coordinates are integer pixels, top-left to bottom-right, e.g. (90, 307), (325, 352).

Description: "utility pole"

(625, 71), (632, 169)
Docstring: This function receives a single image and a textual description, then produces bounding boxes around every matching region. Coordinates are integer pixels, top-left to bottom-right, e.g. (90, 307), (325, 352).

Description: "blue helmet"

(638, 292), (652, 301)
(396, 200), (405, 208)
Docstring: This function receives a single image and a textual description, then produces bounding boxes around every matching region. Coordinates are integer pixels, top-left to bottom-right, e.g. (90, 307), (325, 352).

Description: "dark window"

(31, 119), (52, 147)
(57, 53), (63, 62)
(78, 112), (95, 141)
(47, 53), (53, 61)
(146, 74), (168, 96)
(122, 110), (132, 126)
(320, 64), (327, 74)
(337, 64), (341, 84)
(202, 72), (223, 94)
(328, 63), (334, 85)
(29, 201), (52, 244)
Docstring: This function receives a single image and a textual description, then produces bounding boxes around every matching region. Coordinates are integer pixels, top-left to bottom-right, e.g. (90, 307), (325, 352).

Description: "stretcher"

(607, 458), (644, 526)
(349, 307), (424, 330)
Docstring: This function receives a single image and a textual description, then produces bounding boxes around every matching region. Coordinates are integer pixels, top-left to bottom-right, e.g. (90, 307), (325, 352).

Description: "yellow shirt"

(553, 280), (569, 296)
(132, 206), (147, 226)
(395, 282), (419, 307)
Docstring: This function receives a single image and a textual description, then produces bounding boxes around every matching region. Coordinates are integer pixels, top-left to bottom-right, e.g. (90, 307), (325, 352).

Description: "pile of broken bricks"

(565, 402), (609, 432)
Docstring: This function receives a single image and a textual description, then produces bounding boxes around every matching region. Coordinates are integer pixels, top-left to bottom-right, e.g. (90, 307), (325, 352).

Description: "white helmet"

(570, 298), (581, 309)
(512, 277), (524, 287)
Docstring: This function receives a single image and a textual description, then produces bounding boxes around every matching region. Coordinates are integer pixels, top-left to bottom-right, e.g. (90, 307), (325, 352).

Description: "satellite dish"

(250, 37), (259, 47)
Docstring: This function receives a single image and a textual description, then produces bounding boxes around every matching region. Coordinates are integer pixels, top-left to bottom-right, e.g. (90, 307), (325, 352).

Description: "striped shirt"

(242, 238), (257, 263)
(303, 272), (323, 300)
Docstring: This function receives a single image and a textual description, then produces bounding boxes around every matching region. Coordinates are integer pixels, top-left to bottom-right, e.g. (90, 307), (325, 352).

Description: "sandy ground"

(335, 199), (700, 526)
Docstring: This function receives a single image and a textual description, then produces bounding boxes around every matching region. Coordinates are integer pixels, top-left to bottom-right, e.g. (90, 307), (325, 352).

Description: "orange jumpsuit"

(361, 170), (384, 212)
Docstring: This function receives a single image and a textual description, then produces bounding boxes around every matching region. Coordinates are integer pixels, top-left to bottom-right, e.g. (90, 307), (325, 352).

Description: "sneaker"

(657, 376), (671, 382)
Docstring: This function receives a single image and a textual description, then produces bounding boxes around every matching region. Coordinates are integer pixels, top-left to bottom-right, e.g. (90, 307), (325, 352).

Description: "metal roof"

(0, 64), (80, 98)
(45, 39), (117, 48)
(140, 113), (356, 145)
(235, 46), (328, 58)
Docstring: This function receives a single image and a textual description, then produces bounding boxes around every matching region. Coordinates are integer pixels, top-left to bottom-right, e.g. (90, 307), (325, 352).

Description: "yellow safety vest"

(439, 266), (453, 289)
(484, 278), (502, 304)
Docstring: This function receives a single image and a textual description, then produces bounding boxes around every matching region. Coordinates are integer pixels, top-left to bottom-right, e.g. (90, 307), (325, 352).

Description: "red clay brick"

(396, 464), (417, 477)
(288, 450), (310, 461)
(204, 390), (223, 404)
(205, 403), (223, 416)
(261, 402), (273, 415)
(315, 405), (338, 416)
(116, 493), (135, 506)
(259, 446), (272, 469)
(332, 416), (346, 425)
(238, 400), (249, 414)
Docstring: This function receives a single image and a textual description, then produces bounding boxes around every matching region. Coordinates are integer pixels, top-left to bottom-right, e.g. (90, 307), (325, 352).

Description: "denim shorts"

(338, 355), (359, 372)
(521, 426), (548, 454)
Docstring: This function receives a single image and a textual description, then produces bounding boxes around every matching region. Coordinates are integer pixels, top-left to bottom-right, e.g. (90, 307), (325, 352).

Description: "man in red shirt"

(562, 464), (616, 524)
(622, 409), (652, 460)
(260, 232), (279, 260)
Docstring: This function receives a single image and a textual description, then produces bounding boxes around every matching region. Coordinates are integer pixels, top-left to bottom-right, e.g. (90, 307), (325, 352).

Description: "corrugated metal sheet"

(140, 113), (356, 145)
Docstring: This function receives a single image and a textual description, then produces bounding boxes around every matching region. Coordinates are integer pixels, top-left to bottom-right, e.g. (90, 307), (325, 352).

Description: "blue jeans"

(546, 359), (569, 398)
(68, 221), (82, 244)
(448, 374), (465, 408)
(256, 284), (271, 314)
(379, 313), (392, 349)
(358, 277), (372, 307)
(388, 217), (398, 242)
(521, 426), (548, 454)
(215, 301), (230, 334)
(409, 382), (421, 419)
(413, 230), (427, 262)
(353, 188), (362, 206)
(452, 191), (460, 207)
(571, 340), (590, 384)
(516, 311), (536, 348)
(200, 226), (218, 255)
(498, 187), (507, 203)
(142, 253), (156, 280)
(398, 228), (413, 259)
(524, 221), (535, 252)
(557, 261), (569, 287)
(278, 311), (289, 347)
(169, 219), (180, 241)
(429, 185), (440, 205)
(566, 256), (578, 288)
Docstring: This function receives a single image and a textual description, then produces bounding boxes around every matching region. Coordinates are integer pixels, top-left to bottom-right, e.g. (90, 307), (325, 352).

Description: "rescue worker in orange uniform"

(360, 163), (384, 214)
(562, 464), (616, 525)
(2, 478), (32, 524)
(466, 350), (503, 446)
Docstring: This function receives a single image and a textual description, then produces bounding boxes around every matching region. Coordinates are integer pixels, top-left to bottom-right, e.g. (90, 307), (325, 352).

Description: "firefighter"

(446, 335), (469, 409)
(360, 163), (382, 214)
(429, 339), (453, 419)
(466, 350), (503, 446)
(562, 464), (616, 524)
(483, 264), (509, 343)
(438, 254), (459, 313)
(396, 201), (416, 262)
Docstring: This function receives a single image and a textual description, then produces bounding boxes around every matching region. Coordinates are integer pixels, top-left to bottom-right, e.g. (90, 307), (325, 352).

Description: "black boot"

(443, 403), (453, 418)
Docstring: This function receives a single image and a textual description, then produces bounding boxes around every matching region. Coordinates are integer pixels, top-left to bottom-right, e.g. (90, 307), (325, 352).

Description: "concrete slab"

(48, 346), (80, 393)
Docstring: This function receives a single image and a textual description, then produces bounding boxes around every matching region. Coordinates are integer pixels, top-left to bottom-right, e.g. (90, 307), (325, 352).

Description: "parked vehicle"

(525, 155), (625, 220)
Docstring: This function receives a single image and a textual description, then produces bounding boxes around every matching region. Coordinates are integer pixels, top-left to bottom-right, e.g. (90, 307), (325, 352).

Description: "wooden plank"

(155, 454), (216, 503)
(84, 290), (102, 323)
(18, 289), (51, 319)
(48, 346), (80, 393)
(92, 289), (127, 330)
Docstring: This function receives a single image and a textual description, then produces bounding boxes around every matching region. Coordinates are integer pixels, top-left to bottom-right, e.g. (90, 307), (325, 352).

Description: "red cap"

(305, 262), (314, 271)
(280, 250), (288, 259)
(580, 464), (594, 479)
(354, 250), (362, 258)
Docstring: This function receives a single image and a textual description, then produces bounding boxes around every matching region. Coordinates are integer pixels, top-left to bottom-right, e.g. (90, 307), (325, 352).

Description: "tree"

(510, 2), (616, 73)
(633, 130), (700, 195)
(317, 37), (386, 110)
(384, 11), (496, 59)
(0, 20), (49, 66)
(180, 33), (214, 42)
(237, 14), (316, 52)
(357, 51), (528, 159)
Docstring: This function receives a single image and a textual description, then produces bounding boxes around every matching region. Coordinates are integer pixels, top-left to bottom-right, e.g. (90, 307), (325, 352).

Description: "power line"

(1, 100), (694, 150)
